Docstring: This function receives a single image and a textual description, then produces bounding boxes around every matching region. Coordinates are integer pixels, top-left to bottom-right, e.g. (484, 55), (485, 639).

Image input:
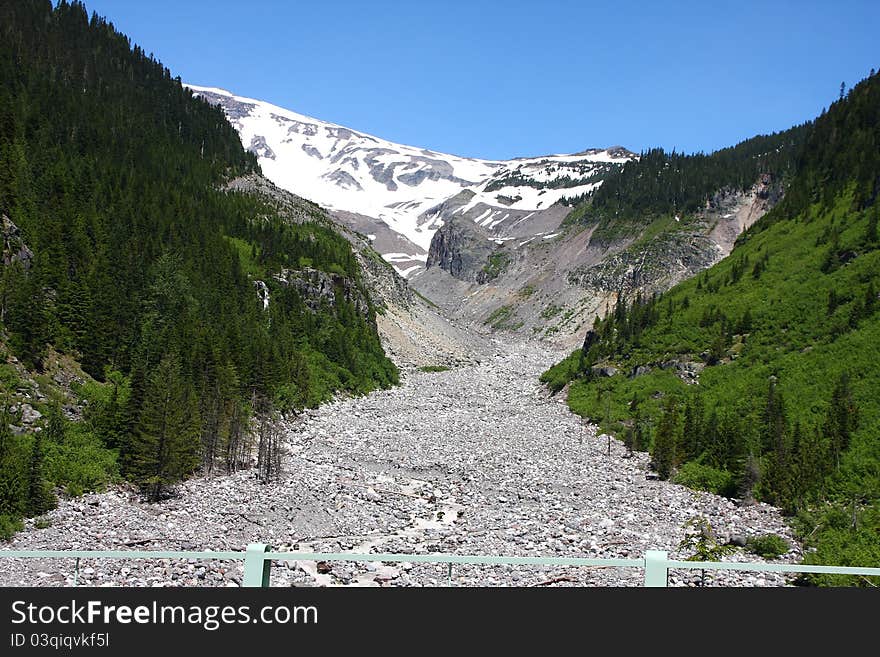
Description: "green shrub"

(418, 365), (450, 373)
(541, 304), (563, 319)
(539, 350), (581, 394)
(45, 424), (118, 496)
(673, 461), (736, 497)
(746, 534), (790, 559)
(0, 515), (23, 541)
(481, 252), (511, 280)
(793, 504), (880, 586)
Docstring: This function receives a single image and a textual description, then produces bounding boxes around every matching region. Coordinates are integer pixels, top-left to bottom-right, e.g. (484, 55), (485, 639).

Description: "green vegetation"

(679, 516), (736, 562)
(413, 289), (438, 309)
(126, 356), (200, 501)
(0, 1), (397, 528)
(544, 70), (880, 584)
(746, 534), (790, 559)
(672, 460), (735, 496)
(223, 236), (264, 278)
(540, 304), (563, 319)
(564, 123), (809, 244)
(418, 365), (450, 373)
(678, 516), (737, 586)
(481, 252), (511, 281)
(483, 305), (521, 330)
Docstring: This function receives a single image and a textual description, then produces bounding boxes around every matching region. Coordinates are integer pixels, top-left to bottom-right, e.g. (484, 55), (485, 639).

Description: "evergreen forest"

(0, 0), (397, 536)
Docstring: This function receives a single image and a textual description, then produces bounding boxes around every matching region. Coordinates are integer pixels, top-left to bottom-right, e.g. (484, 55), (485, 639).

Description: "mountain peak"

(189, 84), (635, 276)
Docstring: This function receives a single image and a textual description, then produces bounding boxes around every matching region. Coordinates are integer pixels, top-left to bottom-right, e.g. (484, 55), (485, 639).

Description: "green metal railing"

(2, 545), (879, 587)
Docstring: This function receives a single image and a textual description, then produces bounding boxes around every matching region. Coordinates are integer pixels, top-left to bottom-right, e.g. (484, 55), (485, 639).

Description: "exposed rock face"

(248, 135), (276, 160)
(658, 359), (705, 384)
(568, 230), (719, 297)
(425, 216), (496, 283)
(2, 215), (33, 270)
(592, 365), (619, 377)
(275, 267), (372, 321)
(411, 174), (785, 352)
(571, 174), (785, 302)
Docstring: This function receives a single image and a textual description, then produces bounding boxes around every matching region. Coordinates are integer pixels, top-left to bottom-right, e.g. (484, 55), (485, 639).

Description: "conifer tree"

(681, 397), (704, 461)
(761, 379), (786, 454)
(0, 401), (25, 524)
(651, 398), (678, 479)
(128, 355), (200, 501)
(825, 373), (858, 468)
(24, 430), (54, 517)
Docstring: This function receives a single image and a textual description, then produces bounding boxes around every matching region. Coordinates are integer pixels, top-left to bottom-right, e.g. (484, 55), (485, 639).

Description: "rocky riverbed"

(0, 343), (800, 587)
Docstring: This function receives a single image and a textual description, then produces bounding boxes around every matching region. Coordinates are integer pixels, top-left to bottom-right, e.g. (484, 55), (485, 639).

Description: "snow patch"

(186, 83), (635, 256)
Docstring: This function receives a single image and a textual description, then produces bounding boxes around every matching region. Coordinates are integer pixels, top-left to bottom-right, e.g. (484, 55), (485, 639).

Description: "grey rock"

(729, 534), (748, 547)
(425, 216), (497, 283)
(2, 215), (34, 271)
(0, 345), (798, 589)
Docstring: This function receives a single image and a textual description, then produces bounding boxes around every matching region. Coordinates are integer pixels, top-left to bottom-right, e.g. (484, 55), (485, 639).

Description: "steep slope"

(414, 167), (786, 348)
(543, 70), (880, 584)
(412, 118), (806, 347)
(186, 85), (634, 277)
(225, 174), (492, 371)
(0, 0), (398, 536)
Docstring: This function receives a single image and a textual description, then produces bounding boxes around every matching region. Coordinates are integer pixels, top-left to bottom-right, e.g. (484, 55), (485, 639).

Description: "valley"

(0, 342), (797, 587)
(1, 1), (877, 590)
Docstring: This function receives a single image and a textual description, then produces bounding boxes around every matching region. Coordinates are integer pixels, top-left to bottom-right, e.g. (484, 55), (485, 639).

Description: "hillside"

(543, 70), (880, 584)
(0, 0), (397, 537)
(564, 124), (809, 242)
(412, 143), (792, 347)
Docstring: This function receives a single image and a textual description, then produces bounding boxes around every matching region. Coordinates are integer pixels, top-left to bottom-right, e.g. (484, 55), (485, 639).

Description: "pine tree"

(128, 355), (200, 501)
(622, 426), (635, 456)
(4, 263), (47, 369)
(864, 281), (877, 318)
(761, 378), (786, 454)
(681, 397), (704, 460)
(737, 452), (761, 503)
(0, 401), (25, 523)
(24, 430), (55, 517)
(824, 373), (858, 468)
(651, 398), (678, 479)
(866, 206), (878, 244)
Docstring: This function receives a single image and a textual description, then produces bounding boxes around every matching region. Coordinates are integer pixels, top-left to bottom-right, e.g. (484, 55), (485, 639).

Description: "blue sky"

(83, 0), (879, 160)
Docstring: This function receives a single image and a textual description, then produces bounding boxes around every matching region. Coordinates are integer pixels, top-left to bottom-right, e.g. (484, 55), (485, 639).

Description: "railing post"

(644, 550), (668, 587)
(243, 543), (272, 587)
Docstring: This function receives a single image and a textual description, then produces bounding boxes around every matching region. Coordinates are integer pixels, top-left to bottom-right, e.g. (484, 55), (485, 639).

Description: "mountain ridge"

(186, 84), (635, 277)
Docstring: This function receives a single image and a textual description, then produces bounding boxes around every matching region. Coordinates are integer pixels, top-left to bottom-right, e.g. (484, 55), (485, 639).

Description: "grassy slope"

(543, 64), (880, 583)
(544, 190), (880, 583)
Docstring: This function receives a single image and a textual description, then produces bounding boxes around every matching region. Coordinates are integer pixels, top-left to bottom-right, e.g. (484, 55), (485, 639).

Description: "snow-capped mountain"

(187, 84), (634, 277)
